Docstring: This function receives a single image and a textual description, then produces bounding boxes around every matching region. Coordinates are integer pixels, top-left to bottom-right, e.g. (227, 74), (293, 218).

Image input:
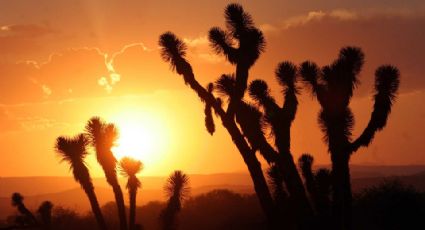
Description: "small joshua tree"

(38, 201), (53, 230)
(119, 157), (144, 230)
(300, 47), (400, 229)
(11, 192), (38, 226)
(160, 171), (190, 230)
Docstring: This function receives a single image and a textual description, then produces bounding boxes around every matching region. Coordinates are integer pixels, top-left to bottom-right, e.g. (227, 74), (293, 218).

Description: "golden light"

(109, 111), (171, 170)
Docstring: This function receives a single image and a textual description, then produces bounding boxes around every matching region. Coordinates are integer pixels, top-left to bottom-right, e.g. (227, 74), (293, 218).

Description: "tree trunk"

(223, 118), (279, 229)
(276, 154), (313, 229)
(83, 185), (108, 230)
(111, 183), (128, 230)
(129, 189), (137, 230)
(182, 71), (278, 229)
(331, 153), (352, 230)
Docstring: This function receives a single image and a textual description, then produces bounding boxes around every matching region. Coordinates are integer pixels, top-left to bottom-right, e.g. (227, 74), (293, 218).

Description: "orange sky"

(1, 0), (424, 177)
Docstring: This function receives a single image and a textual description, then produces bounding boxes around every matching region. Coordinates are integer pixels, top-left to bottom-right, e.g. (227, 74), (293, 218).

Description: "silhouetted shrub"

(353, 180), (425, 229)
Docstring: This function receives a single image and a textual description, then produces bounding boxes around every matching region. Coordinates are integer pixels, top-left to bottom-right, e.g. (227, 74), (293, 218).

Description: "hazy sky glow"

(1, 0), (424, 177)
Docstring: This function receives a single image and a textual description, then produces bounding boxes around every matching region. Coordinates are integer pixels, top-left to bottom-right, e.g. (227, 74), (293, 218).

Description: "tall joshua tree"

(85, 117), (127, 230)
(300, 47), (400, 229)
(160, 171), (189, 230)
(297, 155), (332, 218)
(159, 4), (311, 228)
(55, 134), (107, 230)
(119, 157), (143, 230)
(38, 201), (53, 230)
(11, 192), (38, 226)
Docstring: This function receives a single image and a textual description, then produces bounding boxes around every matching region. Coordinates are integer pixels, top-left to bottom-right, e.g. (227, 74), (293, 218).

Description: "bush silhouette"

(37, 201), (53, 230)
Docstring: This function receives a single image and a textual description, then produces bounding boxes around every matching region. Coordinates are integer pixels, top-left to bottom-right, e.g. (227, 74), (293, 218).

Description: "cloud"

(0, 104), (71, 134)
(0, 24), (58, 60)
(183, 36), (209, 48)
(280, 9), (363, 29)
(97, 43), (150, 93)
(182, 35), (225, 64)
(0, 24), (55, 38)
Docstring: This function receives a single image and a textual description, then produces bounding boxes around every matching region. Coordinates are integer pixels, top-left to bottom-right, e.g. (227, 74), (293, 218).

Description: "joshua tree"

(37, 201), (53, 230)
(11, 192), (38, 226)
(55, 134), (107, 230)
(297, 154), (332, 225)
(300, 47), (400, 229)
(160, 171), (189, 230)
(119, 157), (143, 230)
(85, 117), (127, 230)
(159, 4), (311, 228)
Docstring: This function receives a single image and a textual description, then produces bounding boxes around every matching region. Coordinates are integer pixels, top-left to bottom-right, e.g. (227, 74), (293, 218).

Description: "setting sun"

(110, 112), (170, 169)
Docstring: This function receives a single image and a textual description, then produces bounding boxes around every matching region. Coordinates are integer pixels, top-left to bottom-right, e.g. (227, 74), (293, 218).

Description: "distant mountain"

(1, 165), (425, 220)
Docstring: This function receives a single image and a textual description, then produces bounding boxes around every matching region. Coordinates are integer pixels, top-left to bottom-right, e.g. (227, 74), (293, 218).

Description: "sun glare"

(110, 112), (170, 169)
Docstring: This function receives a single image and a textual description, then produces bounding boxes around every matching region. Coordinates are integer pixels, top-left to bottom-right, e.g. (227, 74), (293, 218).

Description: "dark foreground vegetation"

(2, 181), (424, 230)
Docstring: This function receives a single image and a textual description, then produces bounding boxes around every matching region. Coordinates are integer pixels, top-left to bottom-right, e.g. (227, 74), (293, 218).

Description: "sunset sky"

(1, 0), (424, 177)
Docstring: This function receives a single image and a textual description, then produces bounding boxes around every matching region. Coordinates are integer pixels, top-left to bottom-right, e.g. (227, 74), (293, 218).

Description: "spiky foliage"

(209, 3), (265, 68)
(38, 201), (53, 230)
(120, 157), (143, 189)
(298, 154), (316, 200)
(159, 32), (193, 82)
(120, 157), (143, 230)
(300, 46), (400, 229)
(56, 134), (91, 185)
(85, 117), (127, 230)
(160, 171), (190, 230)
(215, 74), (236, 99)
(267, 164), (288, 204)
(11, 193), (38, 226)
(85, 117), (119, 174)
(55, 134), (107, 230)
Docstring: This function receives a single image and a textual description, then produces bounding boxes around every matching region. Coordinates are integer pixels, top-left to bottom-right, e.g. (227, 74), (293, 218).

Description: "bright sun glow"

(109, 112), (170, 169)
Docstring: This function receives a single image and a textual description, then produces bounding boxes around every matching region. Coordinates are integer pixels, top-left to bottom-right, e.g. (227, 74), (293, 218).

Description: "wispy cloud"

(182, 36), (225, 64)
(281, 9), (359, 29)
(97, 43), (150, 93)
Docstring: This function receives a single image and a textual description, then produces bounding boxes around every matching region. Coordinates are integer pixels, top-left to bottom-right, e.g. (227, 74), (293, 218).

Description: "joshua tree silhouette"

(160, 171), (189, 230)
(11, 192), (38, 226)
(85, 117), (127, 230)
(55, 134), (108, 230)
(297, 155), (332, 227)
(298, 154), (317, 205)
(119, 157), (144, 230)
(159, 4), (311, 229)
(37, 201), (53, 230)
(300, 47), (400, 229)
